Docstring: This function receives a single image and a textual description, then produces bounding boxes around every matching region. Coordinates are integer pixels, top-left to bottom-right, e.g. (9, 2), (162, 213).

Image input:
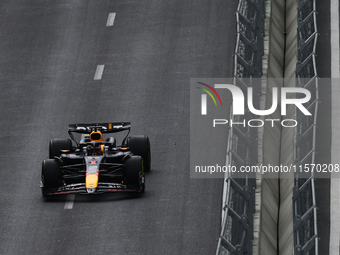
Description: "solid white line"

(329, 0), (340, 253)
(94, 65), (105, 80)
(331, 1), (340, 78)
(106, 13), (116, 26)
(64, 194), (75, 210)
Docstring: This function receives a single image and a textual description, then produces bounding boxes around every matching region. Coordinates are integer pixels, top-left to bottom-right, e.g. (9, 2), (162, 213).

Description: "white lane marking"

(94, 65), (105, 80)
(106, 13), (116, 26)
(329, 0), (340, 253)
(64, 194), (75, 209)
(331, 0), (340, 78)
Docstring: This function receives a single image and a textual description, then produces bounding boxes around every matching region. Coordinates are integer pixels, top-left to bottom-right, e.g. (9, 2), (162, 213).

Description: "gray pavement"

(0, 1), (237, 254)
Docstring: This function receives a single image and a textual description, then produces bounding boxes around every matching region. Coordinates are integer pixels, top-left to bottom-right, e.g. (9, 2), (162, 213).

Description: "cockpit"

(78, 130), (117, 156)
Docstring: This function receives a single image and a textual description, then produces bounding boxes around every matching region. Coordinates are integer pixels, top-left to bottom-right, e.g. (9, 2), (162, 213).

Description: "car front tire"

(41, 159), (60, 195)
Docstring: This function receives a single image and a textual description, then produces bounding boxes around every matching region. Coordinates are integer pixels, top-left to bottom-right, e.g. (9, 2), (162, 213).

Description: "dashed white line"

(63, 12), (115, 210)
(106, 13), (116, 27)
(94, 65), (105, 80)
(64, 194), (76, 210)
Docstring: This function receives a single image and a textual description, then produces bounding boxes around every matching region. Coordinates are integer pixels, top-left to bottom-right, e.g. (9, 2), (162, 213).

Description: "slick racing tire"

(49, 138), (72, 159)
(41, 159), (60, 194)
(127, 135), (151, 171)
(125, 156), (144, 191)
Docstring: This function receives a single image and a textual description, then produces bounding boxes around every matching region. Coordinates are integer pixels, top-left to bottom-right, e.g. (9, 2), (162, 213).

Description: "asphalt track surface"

(0, 1), (237, 254)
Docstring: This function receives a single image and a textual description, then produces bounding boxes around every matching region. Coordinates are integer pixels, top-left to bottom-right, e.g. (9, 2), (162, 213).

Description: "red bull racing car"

(40, 122), (151, 197)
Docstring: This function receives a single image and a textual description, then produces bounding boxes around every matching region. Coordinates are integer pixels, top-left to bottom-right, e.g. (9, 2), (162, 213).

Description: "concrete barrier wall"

(278, 0), (297, 253)
(253, 0), (285, 253)
(255, 0), (298, 254)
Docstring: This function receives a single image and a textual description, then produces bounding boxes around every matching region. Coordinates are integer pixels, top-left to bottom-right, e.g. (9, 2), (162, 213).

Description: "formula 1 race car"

(41, 122), (151, 196)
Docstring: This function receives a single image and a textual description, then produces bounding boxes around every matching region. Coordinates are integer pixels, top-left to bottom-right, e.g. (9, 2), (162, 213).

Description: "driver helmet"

(89, 131), (103, 142)
(87, 131), (104, 155)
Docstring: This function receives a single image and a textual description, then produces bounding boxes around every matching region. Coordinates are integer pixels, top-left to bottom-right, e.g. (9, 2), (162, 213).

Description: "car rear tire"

(41, 159), (60, 194)
(49, 138), (72, 159)
(127, 135), (151, 171)
(125, 156), (144, 191)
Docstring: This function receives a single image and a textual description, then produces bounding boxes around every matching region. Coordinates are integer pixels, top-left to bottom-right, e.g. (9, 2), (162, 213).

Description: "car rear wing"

(68, 123), (131, 146)
(68, 122), (131, 134)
